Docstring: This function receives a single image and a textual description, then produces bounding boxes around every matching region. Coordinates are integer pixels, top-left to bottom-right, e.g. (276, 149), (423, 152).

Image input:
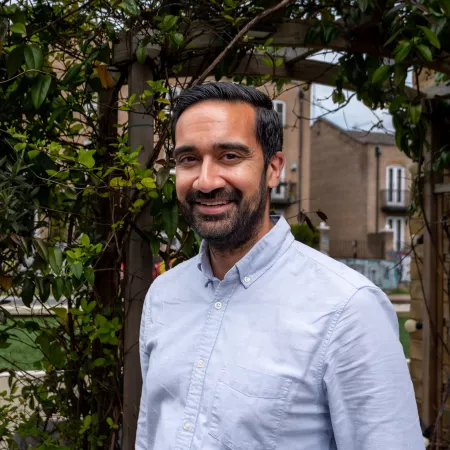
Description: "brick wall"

(310, 119), (369, 243)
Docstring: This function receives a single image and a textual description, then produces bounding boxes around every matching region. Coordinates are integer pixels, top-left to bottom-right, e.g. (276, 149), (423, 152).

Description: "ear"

(266, 152), (285, 189)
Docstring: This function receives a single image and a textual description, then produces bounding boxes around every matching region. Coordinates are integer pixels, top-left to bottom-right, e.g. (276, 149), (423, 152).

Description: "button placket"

(174, 281), (237, 450)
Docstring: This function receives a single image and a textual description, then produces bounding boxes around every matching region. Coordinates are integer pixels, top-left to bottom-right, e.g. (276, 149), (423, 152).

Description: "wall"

(309, 120), (369, 242)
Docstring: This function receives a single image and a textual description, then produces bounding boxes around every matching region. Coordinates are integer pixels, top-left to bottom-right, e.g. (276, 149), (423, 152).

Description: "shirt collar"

(197, 215), (294, 288)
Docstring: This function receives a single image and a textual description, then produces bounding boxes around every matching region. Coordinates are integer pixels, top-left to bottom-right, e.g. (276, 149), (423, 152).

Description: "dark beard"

(179, 173), (268, 252)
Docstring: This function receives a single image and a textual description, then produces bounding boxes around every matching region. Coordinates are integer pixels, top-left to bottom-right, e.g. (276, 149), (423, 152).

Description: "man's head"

(172, 82), (284, 252)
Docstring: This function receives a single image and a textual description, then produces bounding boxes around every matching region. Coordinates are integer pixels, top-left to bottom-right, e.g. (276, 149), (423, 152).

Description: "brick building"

(309, 118), (412, 259)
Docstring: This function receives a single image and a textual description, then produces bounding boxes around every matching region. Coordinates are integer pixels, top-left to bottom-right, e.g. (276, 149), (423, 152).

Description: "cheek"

(227, 167), (262, 196)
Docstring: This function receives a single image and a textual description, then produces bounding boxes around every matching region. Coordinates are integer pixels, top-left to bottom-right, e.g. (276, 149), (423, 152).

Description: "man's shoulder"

(289, 240), (376, 291)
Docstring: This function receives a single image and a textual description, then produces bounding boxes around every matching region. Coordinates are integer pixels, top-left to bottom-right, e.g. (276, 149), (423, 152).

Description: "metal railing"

(380, 189), (411, 211)
(271, 181), (297, 205)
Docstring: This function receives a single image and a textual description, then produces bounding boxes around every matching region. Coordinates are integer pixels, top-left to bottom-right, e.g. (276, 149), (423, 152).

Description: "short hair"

(172, 82), (283, 165)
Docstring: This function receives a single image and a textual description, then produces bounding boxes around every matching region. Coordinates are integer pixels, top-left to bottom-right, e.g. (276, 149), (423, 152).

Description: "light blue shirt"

(137, 216), (424, 450)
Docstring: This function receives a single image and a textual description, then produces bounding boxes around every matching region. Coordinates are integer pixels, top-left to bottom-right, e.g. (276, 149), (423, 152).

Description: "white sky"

(307, 51), (411, 133)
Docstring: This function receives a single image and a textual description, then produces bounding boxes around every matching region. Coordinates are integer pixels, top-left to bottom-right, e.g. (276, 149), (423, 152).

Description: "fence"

(330, 239), (385, 259)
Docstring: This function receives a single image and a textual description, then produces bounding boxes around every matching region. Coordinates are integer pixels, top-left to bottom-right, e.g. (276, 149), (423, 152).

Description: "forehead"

(174, 100), (257, 144)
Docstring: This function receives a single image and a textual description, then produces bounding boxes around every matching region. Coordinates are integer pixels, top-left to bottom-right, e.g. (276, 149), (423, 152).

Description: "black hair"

(171, 82), (283, 165)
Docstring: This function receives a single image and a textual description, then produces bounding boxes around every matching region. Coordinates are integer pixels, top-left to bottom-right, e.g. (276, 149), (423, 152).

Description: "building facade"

(309, 118), (412, 259)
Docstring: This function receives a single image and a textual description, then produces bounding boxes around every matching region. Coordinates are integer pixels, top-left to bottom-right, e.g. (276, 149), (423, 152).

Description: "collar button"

(243, 276), (251, 283)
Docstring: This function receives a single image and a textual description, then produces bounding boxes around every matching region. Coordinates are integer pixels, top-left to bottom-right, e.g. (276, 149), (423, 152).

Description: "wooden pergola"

(112, 19), (449, 447)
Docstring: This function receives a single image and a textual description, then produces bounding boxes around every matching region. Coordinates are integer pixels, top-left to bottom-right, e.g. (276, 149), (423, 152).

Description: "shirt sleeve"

(322, 286), (424, 450)
(136, 287), (152, 450)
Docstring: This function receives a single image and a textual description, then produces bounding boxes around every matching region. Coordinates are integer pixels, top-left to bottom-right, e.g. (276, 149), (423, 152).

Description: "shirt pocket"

(209, 364), (292, 450)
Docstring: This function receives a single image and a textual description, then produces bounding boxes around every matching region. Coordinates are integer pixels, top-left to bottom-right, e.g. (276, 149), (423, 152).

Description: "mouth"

(194, 200), (234, 215)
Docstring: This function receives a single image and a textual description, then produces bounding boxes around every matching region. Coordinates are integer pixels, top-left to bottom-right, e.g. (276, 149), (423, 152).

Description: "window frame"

(273, 99), (286, 127)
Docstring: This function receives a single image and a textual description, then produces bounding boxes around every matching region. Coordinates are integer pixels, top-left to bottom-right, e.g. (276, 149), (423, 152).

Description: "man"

(136, 82), (424, 449)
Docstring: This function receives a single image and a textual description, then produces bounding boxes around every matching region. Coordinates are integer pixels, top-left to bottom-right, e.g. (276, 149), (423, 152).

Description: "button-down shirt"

(136, 216), (424, 450)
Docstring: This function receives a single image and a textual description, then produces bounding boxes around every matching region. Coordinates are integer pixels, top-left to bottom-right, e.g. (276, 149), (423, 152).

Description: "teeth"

(199, 201), (229, 206)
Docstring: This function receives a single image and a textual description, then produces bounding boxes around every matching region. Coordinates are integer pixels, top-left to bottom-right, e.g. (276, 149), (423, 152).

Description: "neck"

(209, 214), (274, 280)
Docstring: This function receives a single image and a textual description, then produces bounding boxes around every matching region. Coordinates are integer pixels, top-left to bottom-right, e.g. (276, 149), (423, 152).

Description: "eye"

(222, 153), (239, 161)
(177, 155), (197, 166)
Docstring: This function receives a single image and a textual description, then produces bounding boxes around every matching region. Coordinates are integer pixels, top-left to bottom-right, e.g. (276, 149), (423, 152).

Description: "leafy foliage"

(0, 0), (448, 447)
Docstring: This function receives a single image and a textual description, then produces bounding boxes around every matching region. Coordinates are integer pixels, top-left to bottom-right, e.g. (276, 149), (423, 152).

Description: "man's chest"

(143, 283), (333, 449)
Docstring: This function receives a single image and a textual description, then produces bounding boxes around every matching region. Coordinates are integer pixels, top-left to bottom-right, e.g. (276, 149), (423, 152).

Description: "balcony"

(271, 181), (297, 205)
(380, 189), (411, 213)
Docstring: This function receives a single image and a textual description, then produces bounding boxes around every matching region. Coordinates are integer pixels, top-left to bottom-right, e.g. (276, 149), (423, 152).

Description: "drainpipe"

(375, 146), (381, 232)
(298, 88), (304, 211)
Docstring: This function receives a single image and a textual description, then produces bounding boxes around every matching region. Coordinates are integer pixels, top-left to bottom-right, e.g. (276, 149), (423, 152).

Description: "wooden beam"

(122, 61), (155, 449)
(421, 99), (442, 429)
(176, 54), (344, 89)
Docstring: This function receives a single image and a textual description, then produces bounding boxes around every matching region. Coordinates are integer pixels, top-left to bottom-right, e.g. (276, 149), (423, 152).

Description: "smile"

(194, 201), (234, 214)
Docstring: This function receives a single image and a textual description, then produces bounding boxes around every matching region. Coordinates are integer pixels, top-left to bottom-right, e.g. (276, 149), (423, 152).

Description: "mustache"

(185, 188), (242, 204)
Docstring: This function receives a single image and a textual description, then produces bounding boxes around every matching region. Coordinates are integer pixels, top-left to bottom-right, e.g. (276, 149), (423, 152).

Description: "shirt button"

(214, 302), (222, 310)
(243, 276), (251, 283)
(183, 421), (191, 431)
(197, 359), (204, 368)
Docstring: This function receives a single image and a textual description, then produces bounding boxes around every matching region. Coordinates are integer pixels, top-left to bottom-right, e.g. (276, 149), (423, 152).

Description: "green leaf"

(33, 237), (48, 261)
(21, 278), (35, 307)
(62, 64), (83, 85)
(38, 277), (51, 303)
(156, 167), (170, 189)
(408, 103), (422, 124)
(31, 74), (52, 109)
(27, 150), (40, 159)
(384, 28), (404, 47)
(14, 142), (26, 151)
(7, 46), (23, 78)
(162, 204), (179, 239)
(372, 65), (391, 83)
(10, 23), (26, 35)
(120, 0), (139, 16)
(170, 33), (184, 48)
(163, 181), (174, 199)
(417, 44), (432, 61)
(70, 262), (83, 279)
(136, 45), (146, 64)
(49, 246), (63, 274)
(81, 234), (90, 247)
(418, 26), (440, 49)
(24, 45), (44, 70)
(79, 150), (96, 168)
(52, 277), (64, 302)
(149, 235), (160, 256)
(358, 0), (369, 12)
(394, 41), (412, 62)
(84, 267), (95, 286)
(141, 177), (156, 189)
(394, 65), (407, 87)
(440, 0), (450, 14)
(93, 358), (106, 367)
(158, 15), (179, 32)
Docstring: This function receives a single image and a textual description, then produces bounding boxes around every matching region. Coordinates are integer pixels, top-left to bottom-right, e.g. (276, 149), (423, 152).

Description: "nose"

(194, 160), (226, 193)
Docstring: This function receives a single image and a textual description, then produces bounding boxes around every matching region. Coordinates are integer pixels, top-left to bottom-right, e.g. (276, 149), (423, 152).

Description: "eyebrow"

(173, 142), (251, 159)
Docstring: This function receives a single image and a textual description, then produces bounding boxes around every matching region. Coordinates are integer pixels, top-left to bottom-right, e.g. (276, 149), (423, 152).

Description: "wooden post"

(123, 61), (154, 449)
(422, 99), (441, 429)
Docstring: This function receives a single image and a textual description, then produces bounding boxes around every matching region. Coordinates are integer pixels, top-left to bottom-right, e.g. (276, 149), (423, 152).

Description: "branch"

(192, 0), (297, 87)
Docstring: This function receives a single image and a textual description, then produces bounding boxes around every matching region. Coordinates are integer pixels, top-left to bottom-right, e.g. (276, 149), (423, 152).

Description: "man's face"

(174, 101), (282, 250)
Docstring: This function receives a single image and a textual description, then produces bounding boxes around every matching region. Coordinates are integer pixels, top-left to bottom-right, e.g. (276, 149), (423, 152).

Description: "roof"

(346, 130), (396, 146)
(313, 118), (396, 146)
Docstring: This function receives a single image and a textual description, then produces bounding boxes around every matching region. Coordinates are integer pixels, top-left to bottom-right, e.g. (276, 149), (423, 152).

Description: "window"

(387, 216), (406, 251)
(271, 166), (286, 200)
(273, 100), (286, 127)
(386, 165), (406, 205)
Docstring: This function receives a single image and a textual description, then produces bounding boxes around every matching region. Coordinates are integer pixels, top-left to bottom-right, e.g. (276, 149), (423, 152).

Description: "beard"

(179, 173), (268, 252)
